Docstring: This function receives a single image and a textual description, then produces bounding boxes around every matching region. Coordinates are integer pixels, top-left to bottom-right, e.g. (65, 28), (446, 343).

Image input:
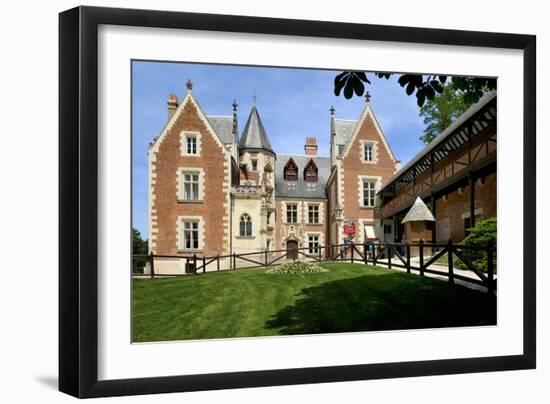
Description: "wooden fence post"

(351, 243), (354, 263)
(447, 239), (454, 284)
(373, 243), (377, 266)
(487, 241), (495, 294)
(193, 253), (197, 274)
(149, 252), (155, 279)
(319, 246), (322, 262)
(363, 242), (367, 265)
(233, 253), (236, 270)
(419, 239), (424, 276)
(265, 250), (268, 268)
(203, 256), (206, 273)
(217, 255), (220, 271)
(406, 244), (411, 273)
(388, 244), (392, 269)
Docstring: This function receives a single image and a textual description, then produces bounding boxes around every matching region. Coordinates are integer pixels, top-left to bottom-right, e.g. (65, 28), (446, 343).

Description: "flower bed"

(266, 261), (328, 274)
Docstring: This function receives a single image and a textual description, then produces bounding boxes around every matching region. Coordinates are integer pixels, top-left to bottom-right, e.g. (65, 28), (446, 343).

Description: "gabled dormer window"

(180, 131), (201, 156)
(283, 158), (298, 181)
(304, 159), (318, 182)
(361, 140), (377, 163)
(187, 136), (197, 154)
(364, 143), (373, 161)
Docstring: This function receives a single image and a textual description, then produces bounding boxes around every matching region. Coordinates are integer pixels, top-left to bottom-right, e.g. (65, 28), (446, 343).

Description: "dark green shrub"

(456, 217), (496, 273)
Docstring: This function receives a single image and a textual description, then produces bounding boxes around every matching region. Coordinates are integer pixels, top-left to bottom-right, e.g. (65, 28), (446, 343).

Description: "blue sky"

(132, 61), (427, 238)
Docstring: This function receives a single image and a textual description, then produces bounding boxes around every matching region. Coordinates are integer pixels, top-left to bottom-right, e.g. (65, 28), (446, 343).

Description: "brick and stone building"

(146, 81), (497, 273)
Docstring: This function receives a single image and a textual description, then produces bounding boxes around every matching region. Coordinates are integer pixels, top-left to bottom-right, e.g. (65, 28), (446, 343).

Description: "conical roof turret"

(239, 105), (273, 153)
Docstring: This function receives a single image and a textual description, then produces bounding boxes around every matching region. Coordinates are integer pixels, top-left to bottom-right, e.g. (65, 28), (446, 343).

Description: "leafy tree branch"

(334, 71), (496, 107)
(418, 84), (470, 144)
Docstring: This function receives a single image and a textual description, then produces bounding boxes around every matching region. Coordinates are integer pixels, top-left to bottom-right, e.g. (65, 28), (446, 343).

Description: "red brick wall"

(435, 172), (497, 242)
(150, 99), (228, 256)
(341, 111), (397, 225)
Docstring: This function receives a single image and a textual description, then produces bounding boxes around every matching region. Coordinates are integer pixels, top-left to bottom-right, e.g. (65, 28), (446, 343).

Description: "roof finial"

(330, 105), (335, 115)
(186, 79), (193, 92)
(365, 91), (371, 103)
(232, 99), (238, 112)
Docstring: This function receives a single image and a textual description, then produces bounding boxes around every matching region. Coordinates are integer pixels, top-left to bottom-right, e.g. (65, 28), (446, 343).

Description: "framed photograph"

(59, 6), (536, 398)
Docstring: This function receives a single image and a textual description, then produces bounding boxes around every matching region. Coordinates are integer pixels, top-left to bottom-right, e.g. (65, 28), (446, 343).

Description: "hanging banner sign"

(343, 220), (356, 235)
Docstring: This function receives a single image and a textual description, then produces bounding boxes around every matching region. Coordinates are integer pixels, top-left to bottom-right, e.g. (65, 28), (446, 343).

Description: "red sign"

(344, 221), (356, 235)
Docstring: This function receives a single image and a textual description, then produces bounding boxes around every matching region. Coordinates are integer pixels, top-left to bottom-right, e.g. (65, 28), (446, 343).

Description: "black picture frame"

(59, 6), (536, 398)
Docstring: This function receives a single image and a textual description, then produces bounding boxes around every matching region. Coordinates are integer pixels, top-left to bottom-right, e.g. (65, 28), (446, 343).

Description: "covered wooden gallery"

(377, 91), (497, 245)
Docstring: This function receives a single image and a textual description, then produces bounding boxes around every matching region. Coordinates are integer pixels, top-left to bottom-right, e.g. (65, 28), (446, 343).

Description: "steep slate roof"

(333, 119), (357, 147)
(207, 115), (235, 145)
(401, 197), (435, 223)
(239, 105), (274, 153)
(275, 154), (330, 199)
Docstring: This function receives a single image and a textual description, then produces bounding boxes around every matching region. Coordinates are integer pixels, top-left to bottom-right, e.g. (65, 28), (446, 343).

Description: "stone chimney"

(167, 94), (179, 120)
(304, 137), (318, 156)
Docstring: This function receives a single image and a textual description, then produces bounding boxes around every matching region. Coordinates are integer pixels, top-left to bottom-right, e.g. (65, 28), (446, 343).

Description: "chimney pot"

(167, 94), (179, 120)
(304, 136), (318, 156)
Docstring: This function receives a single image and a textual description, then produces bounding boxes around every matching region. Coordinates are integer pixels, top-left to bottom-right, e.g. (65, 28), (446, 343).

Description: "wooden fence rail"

(132, 240), (496, 293)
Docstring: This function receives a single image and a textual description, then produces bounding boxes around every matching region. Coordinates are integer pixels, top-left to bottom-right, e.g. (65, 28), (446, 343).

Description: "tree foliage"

(334, 71), (496, 108)
(418, 84), (471, 144)
(133, 228), (148, 273)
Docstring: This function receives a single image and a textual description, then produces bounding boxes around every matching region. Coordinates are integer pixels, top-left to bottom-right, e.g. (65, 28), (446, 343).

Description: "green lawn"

(132, 263), (496, 342)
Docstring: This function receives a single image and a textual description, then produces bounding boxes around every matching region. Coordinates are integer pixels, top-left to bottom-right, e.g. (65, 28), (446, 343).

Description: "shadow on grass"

(265, 272), (496, 336)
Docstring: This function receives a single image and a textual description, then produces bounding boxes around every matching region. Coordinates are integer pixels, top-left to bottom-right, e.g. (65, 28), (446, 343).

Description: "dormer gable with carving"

(304, 159), (318, 182)
(283, 158), (298, 181)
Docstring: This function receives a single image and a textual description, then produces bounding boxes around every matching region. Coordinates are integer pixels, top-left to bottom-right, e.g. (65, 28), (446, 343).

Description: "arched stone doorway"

(286, 240), (298, 260)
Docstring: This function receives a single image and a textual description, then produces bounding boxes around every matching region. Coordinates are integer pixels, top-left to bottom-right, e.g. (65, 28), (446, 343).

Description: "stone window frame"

(177, 167), (205, 202)
(239, 213), (253, 237)
(307, 203), (321, 224)
(286, 202), (298, 224)
(177, 215), (204, 252)
(360, 140), (378, 164)
(307, 233), (321, 254)
(358, 175), (381, 208)
(180, 130), (201, 156)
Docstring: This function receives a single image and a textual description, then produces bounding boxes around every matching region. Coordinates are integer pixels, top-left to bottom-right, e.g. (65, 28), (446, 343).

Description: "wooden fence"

(133, 240), (496, 293)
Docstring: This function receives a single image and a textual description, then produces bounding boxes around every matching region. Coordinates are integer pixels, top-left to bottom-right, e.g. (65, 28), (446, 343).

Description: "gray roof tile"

(401, 197), (435, 223)
(239, 106), (274, 152)
(333, 119), (357, 147)
(275, 154), (331, 199)
(207, 115), (235, 145)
